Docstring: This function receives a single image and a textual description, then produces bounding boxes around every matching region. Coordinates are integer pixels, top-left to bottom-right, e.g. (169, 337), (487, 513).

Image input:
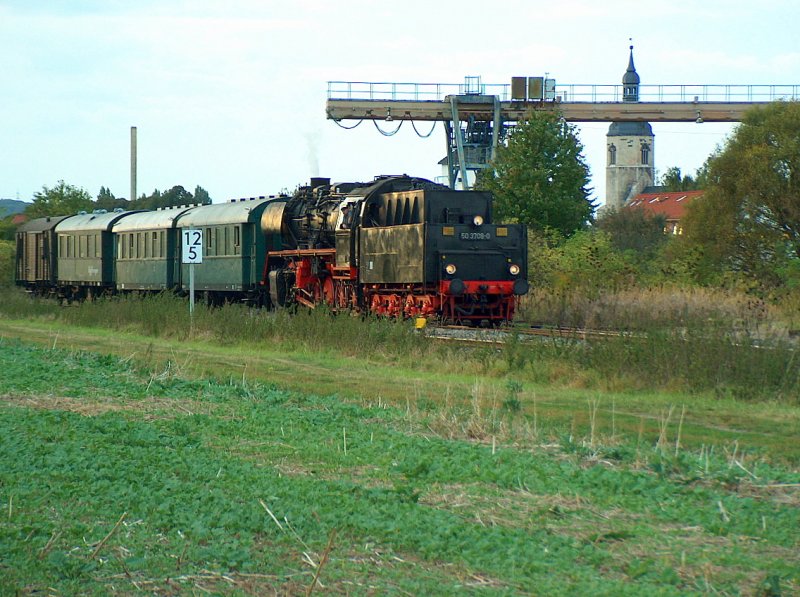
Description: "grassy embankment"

(0, 286), (798, 458)
(0, 338), (798, 595)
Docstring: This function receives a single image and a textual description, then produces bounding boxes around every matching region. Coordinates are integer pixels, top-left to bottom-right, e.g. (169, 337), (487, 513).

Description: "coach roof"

(55, 210), (141, 233)
(176, 197), (274, 227)
(112, 205), (196, 232)
(16, 215), (73, 233)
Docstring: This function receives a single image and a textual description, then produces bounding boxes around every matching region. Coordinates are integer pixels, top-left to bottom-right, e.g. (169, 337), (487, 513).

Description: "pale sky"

(2, 1), (798, 206)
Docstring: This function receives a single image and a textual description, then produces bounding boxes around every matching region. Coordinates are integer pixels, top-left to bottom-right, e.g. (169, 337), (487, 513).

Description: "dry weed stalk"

(674, 404), (686, 457)
(611, 398), (616, 439)
(656, 406), (675, 453)
(91, 511), (127, 559)
(588, 397), (600, 450)
(307, 529), (337, 596)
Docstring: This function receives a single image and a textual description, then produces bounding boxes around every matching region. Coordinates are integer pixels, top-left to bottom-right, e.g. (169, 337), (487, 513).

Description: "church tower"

(605, 46), (655, 211)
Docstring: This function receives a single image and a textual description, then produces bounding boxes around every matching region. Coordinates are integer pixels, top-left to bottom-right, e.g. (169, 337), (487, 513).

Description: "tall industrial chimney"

(130, 126), (137, 202)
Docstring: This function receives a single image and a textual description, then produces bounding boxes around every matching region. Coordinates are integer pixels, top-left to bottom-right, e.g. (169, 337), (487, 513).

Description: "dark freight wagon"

(14, 215), (73, 294)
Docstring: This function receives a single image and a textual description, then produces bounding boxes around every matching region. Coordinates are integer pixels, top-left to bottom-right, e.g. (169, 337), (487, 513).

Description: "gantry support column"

(450, 96), (469, 190)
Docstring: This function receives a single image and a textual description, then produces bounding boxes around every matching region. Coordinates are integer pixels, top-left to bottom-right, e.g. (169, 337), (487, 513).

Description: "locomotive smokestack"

(309, 177), (330, 189)
(130, 126), (137, 202)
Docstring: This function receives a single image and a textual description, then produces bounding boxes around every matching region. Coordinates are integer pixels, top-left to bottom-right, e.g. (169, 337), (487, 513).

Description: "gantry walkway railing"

(326, 82), (800, 122)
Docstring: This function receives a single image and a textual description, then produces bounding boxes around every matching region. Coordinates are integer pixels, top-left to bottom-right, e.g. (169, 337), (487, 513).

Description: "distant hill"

(0, 199), (28, 218)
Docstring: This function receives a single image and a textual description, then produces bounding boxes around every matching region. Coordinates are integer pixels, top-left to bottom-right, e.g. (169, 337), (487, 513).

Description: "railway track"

(425, 323), (799, 350)
(424, 324), (627, 344)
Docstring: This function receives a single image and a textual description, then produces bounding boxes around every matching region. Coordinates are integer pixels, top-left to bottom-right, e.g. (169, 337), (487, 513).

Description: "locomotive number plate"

(459, 232), (492, 241)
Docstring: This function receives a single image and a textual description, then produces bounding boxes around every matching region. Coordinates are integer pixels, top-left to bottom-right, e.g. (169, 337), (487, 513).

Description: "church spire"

(605, 44), (654, 212)
(622, 44), (640, 102)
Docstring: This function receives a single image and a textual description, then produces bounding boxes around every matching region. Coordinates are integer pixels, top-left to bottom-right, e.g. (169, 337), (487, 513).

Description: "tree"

(25, 181), (93, 218)
(681, 101), (800, 288)
(133, 189), (161, 210)
(160, 185), (194, 208)
(132, 185), (211, 210)
(97, 186), (115, 204)
(0, 217), (16, 241)
(194, 185), (212, 205)
(475, 110), (594, 237)
(659, 166), (701, 191)
(596, 207), (667, 256)
(95, 186), (129, 212)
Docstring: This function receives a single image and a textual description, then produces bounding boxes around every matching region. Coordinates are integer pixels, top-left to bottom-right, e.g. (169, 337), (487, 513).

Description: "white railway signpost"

(182, 229), (203, 315)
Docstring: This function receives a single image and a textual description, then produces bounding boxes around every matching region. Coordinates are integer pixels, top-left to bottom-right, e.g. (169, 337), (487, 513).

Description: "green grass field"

(0, 333), (798, 595)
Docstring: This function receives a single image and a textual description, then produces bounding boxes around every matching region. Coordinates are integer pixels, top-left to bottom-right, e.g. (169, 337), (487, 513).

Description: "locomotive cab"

(358, 186), (527, 323)
(334, 198), (363, 268)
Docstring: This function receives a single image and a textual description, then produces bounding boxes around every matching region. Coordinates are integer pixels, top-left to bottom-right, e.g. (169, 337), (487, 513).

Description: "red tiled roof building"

(626, 190), (704, 234)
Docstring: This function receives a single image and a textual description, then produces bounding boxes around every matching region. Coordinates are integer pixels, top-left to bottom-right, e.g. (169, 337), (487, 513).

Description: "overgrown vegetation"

(0, 240), (13, 286)
(0, 340), (797, 595)
(681, 101), (800, 290)
(1, 288), (798, 406)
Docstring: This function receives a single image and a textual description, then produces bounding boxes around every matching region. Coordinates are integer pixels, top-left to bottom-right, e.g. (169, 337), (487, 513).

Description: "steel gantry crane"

(326, 77), (799, 189)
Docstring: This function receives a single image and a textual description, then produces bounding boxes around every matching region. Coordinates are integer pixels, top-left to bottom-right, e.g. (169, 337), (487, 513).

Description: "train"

(15, 175), (528, 324)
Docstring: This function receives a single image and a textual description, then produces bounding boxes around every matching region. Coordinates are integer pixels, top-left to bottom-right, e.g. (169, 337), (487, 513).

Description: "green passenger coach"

(55, 210), (138, 300)
(174, 198), (274, 304)
(114, 206), (195, 291)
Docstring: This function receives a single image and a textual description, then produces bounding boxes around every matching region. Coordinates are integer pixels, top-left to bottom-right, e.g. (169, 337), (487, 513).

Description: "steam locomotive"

(15, 175), (528, 324)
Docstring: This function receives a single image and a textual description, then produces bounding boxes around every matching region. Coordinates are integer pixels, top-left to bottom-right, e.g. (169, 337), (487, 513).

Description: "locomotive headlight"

(509, 264), (521, 276)
(472, 215), (484, 227)
(445, 263), (457, 275)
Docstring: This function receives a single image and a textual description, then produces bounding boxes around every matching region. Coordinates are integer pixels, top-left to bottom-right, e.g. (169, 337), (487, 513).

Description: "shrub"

(0, 240), (14, 287)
